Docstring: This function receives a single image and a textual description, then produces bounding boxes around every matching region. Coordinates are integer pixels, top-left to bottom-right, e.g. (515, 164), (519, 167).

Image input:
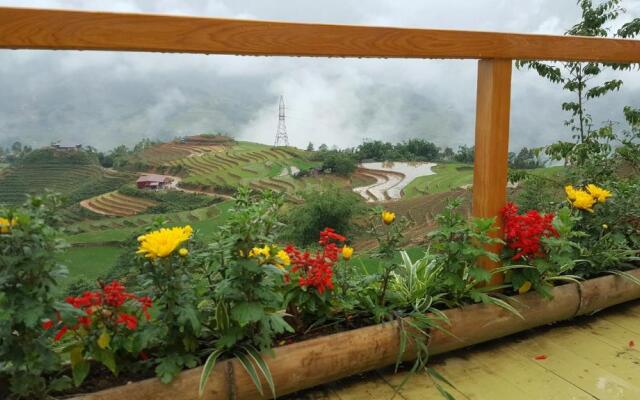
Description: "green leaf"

(48, 376), (72, 392)
(199, 349), (224, 397)
(155, 356), (182, 384)
(231, 302), (264, 326)
(93, 347), (117, 375)
(70, 347), (90, 387)
(244, 345), (276, 399)
(468, 267), (492, 283)
(235, 351), (263, 396)
(427, 367), (455, 388)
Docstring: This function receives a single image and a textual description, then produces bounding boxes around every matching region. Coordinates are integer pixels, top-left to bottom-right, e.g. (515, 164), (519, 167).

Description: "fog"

(0, 0), (638, 151)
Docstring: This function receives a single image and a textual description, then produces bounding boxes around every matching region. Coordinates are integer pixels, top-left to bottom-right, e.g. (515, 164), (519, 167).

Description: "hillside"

(168, 141), (320, 194)
(0, 148), (133, 205)
(131, 134), (235, 167)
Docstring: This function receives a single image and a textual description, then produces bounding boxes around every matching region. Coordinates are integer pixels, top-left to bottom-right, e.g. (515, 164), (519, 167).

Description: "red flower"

(42, 319), (53, 330)
(285, 229), (347, 294)
(116, 313), (138, 330)
(138, 296), (153, 321)
(54, 280), (152, 339)
(54, 326), (68, 342)
(501, 203), (558, 260)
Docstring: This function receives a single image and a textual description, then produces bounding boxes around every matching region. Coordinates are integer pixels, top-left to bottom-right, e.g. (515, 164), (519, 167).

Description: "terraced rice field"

(80, 191), (158, 216)
(353, 162), (436, 202)
(67, 204), (222, 241)
(136, 142), (226, 166)
(173, 143), (316, 193)
(0, 163), (105, 204)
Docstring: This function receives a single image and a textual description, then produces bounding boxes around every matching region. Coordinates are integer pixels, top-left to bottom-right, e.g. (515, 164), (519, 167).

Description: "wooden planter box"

(76, 269), (640, 400)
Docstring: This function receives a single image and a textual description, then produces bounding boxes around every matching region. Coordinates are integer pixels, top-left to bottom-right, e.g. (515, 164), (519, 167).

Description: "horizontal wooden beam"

(1, 7), (640, 63)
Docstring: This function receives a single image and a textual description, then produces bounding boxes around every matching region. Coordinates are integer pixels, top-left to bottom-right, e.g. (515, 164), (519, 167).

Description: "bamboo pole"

(76, 269), (640, 400)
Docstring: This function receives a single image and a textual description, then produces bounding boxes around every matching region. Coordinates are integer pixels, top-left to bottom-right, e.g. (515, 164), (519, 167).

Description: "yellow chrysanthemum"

(179, 248), (189, 257)
(382, 210), (396, 225)
(249, 245), (271, 258)
(518, 281), (532, 295)
(137, 225), (193, 259)
(341, 245), (354, 260)
(571, 190), (597, 212)
(276, 250), (290, 266)
(0, 217), (17, 234)
(275, 250), (291, 270)
(586, 184), (612, 204)
(564, 185), (578, 201)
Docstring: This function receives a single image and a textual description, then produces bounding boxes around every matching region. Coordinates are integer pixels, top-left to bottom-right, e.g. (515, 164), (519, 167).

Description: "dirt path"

(167, 175), (234, 200)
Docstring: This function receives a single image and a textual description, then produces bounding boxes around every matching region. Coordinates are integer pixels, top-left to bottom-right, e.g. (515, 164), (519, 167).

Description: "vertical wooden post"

(472, 59), (512, 285)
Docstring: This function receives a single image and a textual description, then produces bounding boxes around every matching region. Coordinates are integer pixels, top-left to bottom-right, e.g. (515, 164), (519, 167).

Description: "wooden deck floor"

(290, 300), (640, 400)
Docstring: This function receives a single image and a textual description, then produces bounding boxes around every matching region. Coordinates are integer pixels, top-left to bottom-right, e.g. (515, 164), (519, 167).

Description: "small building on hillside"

(136, 174), (172, 190)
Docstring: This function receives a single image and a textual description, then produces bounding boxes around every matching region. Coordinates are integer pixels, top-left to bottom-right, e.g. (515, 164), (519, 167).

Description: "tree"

(318, 143), (328, 152)
(306, 142), (314, 152)
(510, 147), (545, 169)
(11, 141), (22, 154)
(321, 152), (357, 176)
(516, 0), (626, 145)
(454, 145), (475, 164)
(441, 147), (455, 161)
(282, 186), (362, 246)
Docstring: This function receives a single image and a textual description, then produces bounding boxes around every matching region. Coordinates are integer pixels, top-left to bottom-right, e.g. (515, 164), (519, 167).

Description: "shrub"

(321, 152), (357, 176)
(0, 194), (70, 398)
(282, 186), (363, 246)
(50, 281), (153, 386)
(134, 224), (202, 383)
(197, 189), (291, 396)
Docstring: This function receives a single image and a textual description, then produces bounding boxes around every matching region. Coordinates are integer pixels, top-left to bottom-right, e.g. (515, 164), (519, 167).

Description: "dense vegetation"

(118, 185), (222, 214)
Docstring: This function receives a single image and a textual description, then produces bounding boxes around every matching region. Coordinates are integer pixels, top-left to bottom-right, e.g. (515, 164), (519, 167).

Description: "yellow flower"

(97, 331), (111, 349)
(137, 225), (193, 259)
(586, 184), (612, 204)
(518, 281), (532, 295)
(571, 190), (597, 212)
(341, 245), (354, 261)
(602, 224), (609, 230)
(249, 245), (271, 258)
(0, 217), (17, 234)
(564, 185), (578, 201)
(275, 250), (291, 270)
(381, 210), (396, 225)
(179, 248), (189, 257)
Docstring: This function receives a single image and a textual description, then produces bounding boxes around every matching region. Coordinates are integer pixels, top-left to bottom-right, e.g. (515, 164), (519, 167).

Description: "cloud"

(0, 0), (639, 152)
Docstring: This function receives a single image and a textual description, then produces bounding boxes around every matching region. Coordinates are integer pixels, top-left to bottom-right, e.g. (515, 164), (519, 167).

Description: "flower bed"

(1, 178), (639, 400)
(74, 268), (640, 399)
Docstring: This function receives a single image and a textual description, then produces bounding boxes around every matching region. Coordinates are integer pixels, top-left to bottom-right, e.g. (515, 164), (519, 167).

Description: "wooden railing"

(2, 7), (640, 279)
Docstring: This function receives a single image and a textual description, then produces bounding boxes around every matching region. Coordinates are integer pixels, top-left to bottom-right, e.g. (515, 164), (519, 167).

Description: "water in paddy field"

(353, 161), (436, 202)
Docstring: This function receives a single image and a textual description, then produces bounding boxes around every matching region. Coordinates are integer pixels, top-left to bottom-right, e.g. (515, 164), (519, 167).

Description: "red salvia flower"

(285, 229), (348, 294)
(501, 203), (558, 260)
(41, 319), (53, 330)
(116, 313), (138, 330)
(53, 280), (152, 340)
(54, 326), (68, 342)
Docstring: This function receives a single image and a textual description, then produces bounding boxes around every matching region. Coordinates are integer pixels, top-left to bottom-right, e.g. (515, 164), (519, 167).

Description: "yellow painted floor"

(288, 300), (640, 400)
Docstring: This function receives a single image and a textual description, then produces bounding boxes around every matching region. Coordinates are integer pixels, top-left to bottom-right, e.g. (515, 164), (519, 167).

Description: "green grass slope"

(403, 163), (474, 197)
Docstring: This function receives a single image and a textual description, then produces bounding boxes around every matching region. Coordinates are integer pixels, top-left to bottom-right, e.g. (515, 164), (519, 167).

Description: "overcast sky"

(1, 0), (639, 151)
